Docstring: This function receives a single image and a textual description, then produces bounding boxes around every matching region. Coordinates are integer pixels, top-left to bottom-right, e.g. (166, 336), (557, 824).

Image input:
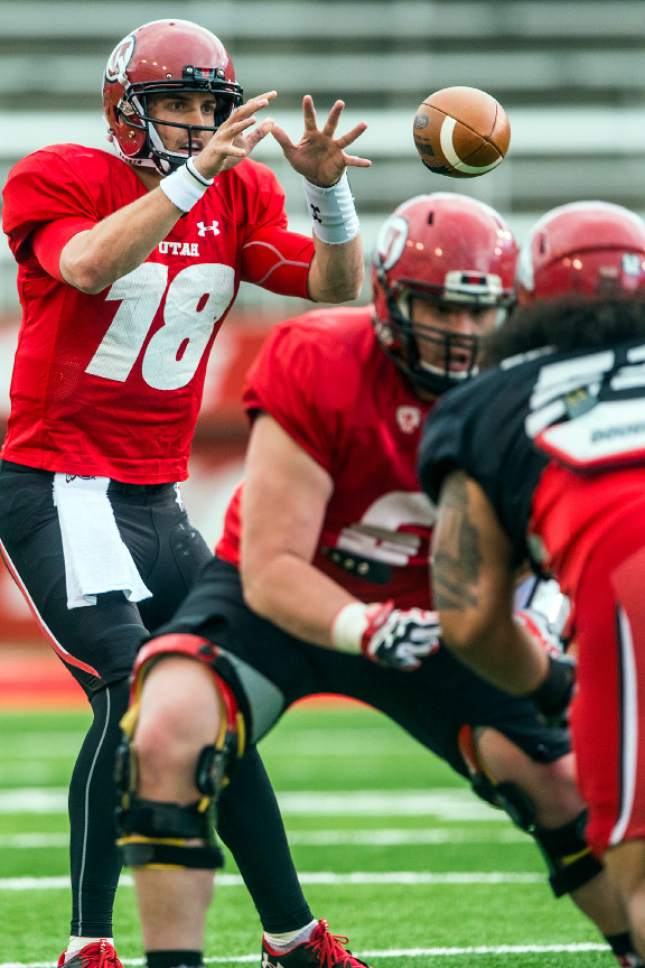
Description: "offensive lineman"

(0, 17), (369, 968)
(422, 201), (645, 966)
(120, 196), (640, 967)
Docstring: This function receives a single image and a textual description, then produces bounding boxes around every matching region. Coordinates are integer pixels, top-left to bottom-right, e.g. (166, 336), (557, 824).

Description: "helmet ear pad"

(111, 93), (148, 160)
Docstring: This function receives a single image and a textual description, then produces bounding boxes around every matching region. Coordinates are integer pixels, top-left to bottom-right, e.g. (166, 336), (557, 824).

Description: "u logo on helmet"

(105, 34), (135, 83)
(375, 215), (409, 271)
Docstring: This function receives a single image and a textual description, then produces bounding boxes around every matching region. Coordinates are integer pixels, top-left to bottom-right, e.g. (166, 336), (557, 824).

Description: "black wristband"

(528, 654), (575, 718)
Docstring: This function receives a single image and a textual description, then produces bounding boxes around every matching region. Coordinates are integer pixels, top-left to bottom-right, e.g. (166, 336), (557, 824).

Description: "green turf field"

(0, 705), (615, 967)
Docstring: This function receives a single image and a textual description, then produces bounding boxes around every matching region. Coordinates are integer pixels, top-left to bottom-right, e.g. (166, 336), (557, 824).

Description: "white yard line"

(0, 828), (528, 849)
(287, 828), (526, 845)
(0, 942), (609, 967)
(0, 834), (68, 848)
(0, 871), (544, 891)
(0, 788), (503, 820)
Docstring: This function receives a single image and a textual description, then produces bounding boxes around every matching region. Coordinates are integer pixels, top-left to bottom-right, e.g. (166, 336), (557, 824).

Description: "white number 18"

(85, 262), (235, 390)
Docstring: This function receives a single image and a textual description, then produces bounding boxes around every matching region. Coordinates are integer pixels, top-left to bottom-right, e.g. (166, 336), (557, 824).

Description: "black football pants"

(0, 462), (312, 937)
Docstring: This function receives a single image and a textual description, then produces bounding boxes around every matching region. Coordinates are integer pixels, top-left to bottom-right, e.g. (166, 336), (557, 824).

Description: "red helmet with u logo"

(372, 193), (517, 394)
(103, 19), (243, 174)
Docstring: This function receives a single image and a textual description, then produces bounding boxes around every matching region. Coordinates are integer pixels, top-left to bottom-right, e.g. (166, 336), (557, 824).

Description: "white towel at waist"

(53, 473), (152, 609)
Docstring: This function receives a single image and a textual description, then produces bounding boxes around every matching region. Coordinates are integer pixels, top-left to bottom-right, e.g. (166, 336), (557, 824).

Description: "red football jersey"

(1, 144), (314, 483)
(216, 307), (436, 608)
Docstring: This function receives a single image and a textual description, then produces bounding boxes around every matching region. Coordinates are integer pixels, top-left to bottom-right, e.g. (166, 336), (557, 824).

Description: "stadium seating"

(0, 0), (643, 310)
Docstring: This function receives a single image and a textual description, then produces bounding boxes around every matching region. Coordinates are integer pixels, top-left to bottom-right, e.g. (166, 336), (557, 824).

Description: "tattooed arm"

(431, 470), (549, 694)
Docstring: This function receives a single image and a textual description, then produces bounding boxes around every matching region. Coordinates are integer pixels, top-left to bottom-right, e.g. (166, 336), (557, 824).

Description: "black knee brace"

(532, 811), (603, 897)
(458, 725), (602, 897)
(115, 634), (245, 871)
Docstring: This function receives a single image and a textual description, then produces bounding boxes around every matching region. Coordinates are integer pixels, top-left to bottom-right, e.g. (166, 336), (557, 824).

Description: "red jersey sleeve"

(236, 161), (314, 299)
(2, 147), (99, 264)
(32, 217), (96, 281)
(243, 319), (355, 474)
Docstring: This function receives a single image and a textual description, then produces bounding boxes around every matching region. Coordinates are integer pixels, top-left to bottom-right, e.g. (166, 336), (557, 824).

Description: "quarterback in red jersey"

(423, 202), (645, 965)
(122, 195), (634, 966)
(0, 17), (370, 968)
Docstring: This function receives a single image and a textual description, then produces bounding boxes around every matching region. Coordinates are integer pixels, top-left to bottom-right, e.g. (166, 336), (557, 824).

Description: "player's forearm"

(59, 189), (183, 294)
(440, 612), (549, 695)
(241, 552), (355, 648)
(307, 234), (364, 303)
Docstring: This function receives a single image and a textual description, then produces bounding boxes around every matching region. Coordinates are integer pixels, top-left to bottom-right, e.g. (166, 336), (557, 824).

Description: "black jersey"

(419, 338), (645, 564)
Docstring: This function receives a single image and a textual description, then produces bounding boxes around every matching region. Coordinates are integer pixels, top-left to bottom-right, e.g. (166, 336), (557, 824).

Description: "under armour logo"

(197, 220), (220, 237)
(310, 204), (322, 224)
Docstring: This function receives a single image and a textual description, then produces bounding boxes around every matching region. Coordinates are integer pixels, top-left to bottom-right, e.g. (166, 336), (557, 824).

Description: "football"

(412, 86), (510, 178)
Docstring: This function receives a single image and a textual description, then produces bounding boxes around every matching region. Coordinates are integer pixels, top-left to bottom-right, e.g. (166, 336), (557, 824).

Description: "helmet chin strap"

(147, 121), (182, 174)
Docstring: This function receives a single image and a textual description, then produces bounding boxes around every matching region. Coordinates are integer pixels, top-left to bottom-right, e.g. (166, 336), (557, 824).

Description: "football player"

(0, 17), (370, 968)
(422, 201), (645, 967)
(122, 195), (637, 967)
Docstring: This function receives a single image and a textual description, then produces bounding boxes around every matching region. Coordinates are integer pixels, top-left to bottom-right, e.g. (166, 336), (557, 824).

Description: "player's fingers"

(322, 99), (345, 138)
(302, 94), (319, 131)
(270, 123), (293, 151)
(223, 144), (248, 159)
(245, 90), (277, 111)
(224, 116), (259, 136)
(244, 119), (274, 151)
(231, 91), (276, 121)
(336, 121), (368, 149)
(342, 154), (372, 168)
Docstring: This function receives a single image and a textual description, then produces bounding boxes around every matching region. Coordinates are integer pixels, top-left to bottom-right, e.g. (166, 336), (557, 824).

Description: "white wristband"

(330, 601), (369, 653)
(159, 158), (214, 213)
(303, 171), (360, 245)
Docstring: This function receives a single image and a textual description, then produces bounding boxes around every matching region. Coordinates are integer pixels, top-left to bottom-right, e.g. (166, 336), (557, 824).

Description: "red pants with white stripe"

(571, 511), (645, 855)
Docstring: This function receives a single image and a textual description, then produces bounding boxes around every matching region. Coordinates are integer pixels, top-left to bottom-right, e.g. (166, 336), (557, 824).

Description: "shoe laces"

(305, 920), (366, 968)
(77, 941), (122, 968)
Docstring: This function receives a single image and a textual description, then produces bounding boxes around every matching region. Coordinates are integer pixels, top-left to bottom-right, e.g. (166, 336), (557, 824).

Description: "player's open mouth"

(448, 354), (470, 371)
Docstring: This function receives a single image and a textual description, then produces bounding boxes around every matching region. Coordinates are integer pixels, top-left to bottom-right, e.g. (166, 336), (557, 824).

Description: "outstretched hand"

(271, 95), (371, 187)
(193, 90), (277, 180)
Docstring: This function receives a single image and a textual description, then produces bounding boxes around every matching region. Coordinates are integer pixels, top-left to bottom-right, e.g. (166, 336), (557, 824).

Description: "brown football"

(413, 86), (510, 178)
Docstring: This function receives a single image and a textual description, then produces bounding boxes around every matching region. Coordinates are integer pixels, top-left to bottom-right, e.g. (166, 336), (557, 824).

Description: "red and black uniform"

(0, 144), (315, 937)
(0, 141), (314, 681)
(3, 144), (312, 481)
(418, 337), (645, 855)
(155, 308), (569, 789)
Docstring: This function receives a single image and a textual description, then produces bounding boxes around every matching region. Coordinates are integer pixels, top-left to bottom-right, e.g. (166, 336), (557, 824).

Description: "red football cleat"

(58, 940), (123, 968)
(262, 920), (369, 968)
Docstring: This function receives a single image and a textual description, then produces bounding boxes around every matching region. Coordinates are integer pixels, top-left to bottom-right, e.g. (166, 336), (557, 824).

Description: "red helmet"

(103, 19), (243, 174)
(517, 201), (645, 302)
(372, 193), (517, 395)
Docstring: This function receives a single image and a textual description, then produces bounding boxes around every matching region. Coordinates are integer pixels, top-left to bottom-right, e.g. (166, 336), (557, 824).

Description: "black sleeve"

(418, 366), (548, 567)
(417, 374), (498, 502)
(418, 392), (469, 503)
